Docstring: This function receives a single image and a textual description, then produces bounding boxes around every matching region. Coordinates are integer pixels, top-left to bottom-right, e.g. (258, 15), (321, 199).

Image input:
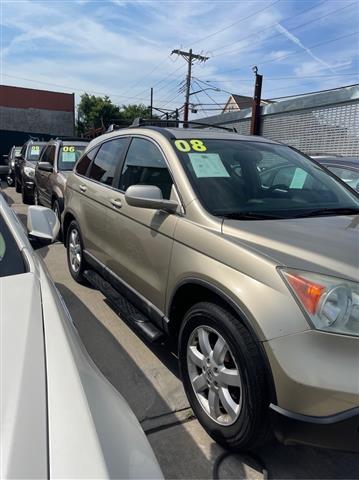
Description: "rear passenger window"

(76, 147), (98, 176)
(119, 138), (173, 199)
(89, 138), (127, 185)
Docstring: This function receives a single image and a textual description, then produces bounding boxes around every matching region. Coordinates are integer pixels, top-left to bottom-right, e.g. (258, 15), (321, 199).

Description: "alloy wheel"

(187, 325), (242, 426)
(68, 228), (82, 273)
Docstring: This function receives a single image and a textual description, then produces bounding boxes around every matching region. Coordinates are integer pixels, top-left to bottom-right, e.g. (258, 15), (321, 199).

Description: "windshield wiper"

(219, 212), (282, 220)
(294, 207), (359, 218)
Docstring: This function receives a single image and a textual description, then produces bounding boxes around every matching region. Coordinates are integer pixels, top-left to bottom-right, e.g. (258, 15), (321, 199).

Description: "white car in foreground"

(0, 194), (162, 479)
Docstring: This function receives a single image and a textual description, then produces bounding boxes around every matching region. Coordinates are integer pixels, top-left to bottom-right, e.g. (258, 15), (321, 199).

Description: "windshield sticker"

(62, 151), (77, 163)
(0, 234), (5, 260)
(63, 146), (75, 153)
(30, 146), (40, 155)
(290, 168), (308, 188)
(189, 153), (230, 178)
(175, 139), (207, 152)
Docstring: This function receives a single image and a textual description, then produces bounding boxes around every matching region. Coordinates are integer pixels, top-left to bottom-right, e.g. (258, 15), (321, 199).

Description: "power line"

(266, 82), (359, 98)
(220, 30), (359, 74)
(171, 49), (209, 126)
(210, 0), (326, 55)
(185, 0), (281, 48)
(211, 0), (357, 58)
(196, 73), (359, 84)
(1, 73), (150, 102)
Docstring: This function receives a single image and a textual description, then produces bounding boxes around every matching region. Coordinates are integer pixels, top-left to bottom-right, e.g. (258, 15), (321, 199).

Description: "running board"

(83, 269), (164, 343)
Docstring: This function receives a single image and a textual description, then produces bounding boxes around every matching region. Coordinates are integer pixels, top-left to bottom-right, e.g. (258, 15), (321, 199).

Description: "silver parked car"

(0, 194), (162, 479)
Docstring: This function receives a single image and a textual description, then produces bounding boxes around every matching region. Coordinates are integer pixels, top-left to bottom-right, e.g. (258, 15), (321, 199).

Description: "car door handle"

(110, 198), (122, 208)
(79, 184), (87, 192)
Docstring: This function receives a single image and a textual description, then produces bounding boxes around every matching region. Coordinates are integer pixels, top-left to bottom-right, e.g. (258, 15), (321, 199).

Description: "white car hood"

(1, 273), (48, 479)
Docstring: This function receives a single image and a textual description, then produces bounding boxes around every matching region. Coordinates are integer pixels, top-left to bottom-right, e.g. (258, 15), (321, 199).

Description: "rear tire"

(179, 301), (271, 451)
(66, 220), (88, 284)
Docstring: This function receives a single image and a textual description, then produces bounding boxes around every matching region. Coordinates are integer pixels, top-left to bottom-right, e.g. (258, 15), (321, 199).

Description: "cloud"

(275, 23), (337, 73)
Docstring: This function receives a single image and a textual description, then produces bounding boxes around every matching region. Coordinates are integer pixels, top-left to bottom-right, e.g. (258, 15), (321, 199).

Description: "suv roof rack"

(54, 136), (90, 142)
(130, 117), (237, 133)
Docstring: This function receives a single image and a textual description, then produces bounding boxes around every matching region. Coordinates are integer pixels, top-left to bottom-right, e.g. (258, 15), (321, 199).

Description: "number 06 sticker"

(175, 139), (207, 152)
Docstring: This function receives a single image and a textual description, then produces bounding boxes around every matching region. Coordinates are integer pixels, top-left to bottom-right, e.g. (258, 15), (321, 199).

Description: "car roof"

(87, 126), (280, 149)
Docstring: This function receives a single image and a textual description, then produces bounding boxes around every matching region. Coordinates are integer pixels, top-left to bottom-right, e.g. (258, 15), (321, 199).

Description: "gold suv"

(63, 125), (359, 452)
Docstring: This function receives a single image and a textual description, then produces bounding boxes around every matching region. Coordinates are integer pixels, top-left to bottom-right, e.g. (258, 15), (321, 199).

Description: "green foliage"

(76, 94), (153, 134)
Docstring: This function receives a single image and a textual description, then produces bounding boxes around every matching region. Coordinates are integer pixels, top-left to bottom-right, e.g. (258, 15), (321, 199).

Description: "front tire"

(22, 184), (34, 205)
(52, 199), (62, 241)
(15, 177), (21, 193)
(66, 220), (87, 284)
(179, 302), (271, 451)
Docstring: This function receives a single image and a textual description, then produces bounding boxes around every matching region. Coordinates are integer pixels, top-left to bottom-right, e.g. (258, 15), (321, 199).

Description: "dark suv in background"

(34, 138), (88, 220)
(14, 139), (47, 203)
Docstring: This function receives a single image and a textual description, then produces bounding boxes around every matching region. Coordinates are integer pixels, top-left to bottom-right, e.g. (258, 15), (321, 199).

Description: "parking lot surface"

(3, 183), (359, 479)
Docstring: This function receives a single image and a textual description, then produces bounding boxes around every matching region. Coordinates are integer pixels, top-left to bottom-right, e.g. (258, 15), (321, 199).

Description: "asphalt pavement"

(3, 183), (359, 480)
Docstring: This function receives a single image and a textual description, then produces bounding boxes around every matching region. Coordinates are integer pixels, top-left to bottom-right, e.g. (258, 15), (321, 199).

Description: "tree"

(120, 103), (152, 120)
(77, 94), (122, 134)
(76, 95), (153, 135)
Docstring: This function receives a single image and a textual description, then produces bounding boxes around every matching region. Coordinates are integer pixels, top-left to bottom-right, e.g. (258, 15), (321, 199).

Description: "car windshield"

(27, 144), (45, 163)
(0, 214), (26, 277)
(59, 144), (87, 171)
(173, 138), (359, 219)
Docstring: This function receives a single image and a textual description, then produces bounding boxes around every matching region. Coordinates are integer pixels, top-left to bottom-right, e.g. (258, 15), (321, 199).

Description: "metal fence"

(194, 84), (359, 156)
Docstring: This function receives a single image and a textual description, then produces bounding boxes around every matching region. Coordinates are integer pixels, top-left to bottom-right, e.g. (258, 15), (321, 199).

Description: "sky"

(1, 0), (358, 120)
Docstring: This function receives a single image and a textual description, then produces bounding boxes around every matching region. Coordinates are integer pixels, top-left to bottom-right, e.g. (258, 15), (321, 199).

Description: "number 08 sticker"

(175, 139), (207, 152)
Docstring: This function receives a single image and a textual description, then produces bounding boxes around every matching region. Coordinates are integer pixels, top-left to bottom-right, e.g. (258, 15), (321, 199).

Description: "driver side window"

(118, 137), (173, 199)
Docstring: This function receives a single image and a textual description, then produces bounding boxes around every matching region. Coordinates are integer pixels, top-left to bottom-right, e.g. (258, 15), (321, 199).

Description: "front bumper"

(270, 404), (359, 453)
(23, 179), (34, 191)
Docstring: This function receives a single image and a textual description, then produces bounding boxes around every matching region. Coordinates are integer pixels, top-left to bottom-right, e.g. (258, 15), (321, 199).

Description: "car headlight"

(279, 268), (359, 336)
(24, 166), (35, 178)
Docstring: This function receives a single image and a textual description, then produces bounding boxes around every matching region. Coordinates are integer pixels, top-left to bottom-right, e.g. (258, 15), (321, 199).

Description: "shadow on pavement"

(55, 283), (246, 479)
(104, 297), (181, 379)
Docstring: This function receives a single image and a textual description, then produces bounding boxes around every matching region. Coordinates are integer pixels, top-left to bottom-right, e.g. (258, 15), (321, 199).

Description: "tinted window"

(76, 147), (98, 176)
(119, 138), (173, 199)
(173, 139), (359, 218)
(0, 215), (26, 277)
(58, 144), (87, 171)
(27, 143), (45, 162)
(89, 138), (127, 185)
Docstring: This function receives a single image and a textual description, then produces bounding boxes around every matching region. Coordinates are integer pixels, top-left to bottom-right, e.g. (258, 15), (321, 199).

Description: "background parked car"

(4, 145), (22, 186)
(14, 139), (47, 204)
(34, 137), (89, 221)
(312, 155), (359, 192)
(0, 194), (162, 479)
(63, 125), (359, 454)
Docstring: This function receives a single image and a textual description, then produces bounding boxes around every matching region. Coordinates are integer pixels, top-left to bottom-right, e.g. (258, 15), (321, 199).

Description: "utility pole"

(250, 66), (263, 135)
(150, 87), (153, 118)
(171, 49), (209, 127)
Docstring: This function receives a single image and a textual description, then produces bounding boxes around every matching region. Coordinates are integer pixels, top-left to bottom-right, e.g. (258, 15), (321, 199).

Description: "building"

(195, 84), (359, 156)
(222, 94), (272, 114)
(0, 85), (75, 156)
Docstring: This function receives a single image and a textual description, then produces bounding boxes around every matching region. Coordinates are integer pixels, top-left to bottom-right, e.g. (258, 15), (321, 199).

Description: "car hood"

(222, 214), (359, 281)
(1, 273), (48, 478)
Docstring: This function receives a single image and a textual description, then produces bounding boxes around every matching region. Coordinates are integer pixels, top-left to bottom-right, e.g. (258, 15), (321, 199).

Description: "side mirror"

(125, 185), (178, 213)
(37, 161), (53, 172)
(27, 206), (59, 244)
(3, 154), (8, 160)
